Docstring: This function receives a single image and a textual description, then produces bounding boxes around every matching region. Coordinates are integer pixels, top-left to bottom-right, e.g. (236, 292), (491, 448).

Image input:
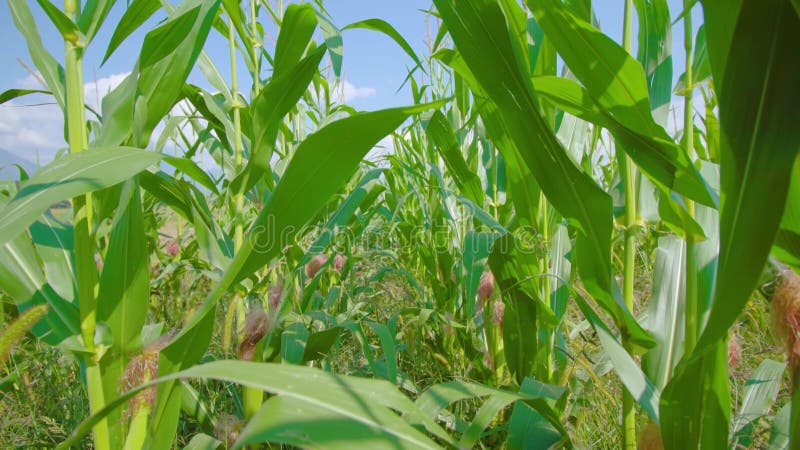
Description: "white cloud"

(83, 72), (130, 110)
(0, 72), (130, 165)
(17, 73), (46, 90)
(0, 100), (64, 162)
(309, 79), (377, 108)
(339, 80), (376, 102)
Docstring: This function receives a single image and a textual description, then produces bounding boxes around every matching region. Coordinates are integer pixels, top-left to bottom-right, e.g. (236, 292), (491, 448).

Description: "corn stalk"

(63, 0), (109, 448)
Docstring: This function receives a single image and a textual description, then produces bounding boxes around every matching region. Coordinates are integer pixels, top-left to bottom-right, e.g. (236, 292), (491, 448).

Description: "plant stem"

(682, 0), (698, 355)
(250, 0), (261, 95)
(230, 19), (245, 252)
(620, 1), (637, 448)
(230, 13), (264, 425)
(539, 192), (554, 382)
(64, 0), (109, 448)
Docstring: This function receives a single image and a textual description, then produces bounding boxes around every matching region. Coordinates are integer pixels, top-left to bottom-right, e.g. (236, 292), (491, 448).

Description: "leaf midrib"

(5, 150), (157, 231)
(459, 0), (610, 277)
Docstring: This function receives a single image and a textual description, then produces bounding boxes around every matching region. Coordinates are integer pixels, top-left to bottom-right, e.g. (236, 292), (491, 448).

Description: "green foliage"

(1, 0), (797, 448)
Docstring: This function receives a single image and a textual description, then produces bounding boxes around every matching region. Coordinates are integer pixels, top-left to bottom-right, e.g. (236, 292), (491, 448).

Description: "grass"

(1, 0), (798, 448)
(0, 209), (789, 448)
(1, 339), (91, 448)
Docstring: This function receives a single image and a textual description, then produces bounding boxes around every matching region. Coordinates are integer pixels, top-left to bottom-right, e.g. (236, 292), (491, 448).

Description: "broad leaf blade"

(433, 0), (653, 348)
(426, 111), (484, 207)
(0, 147), (163, 246)
(697, 0), (800, 350)
(7, 0), (67, 110)
(343, 19), (423, 70)
(101, 0), (161, 64)
(96, 181), (149, 352)
(273, 3), (318, 79)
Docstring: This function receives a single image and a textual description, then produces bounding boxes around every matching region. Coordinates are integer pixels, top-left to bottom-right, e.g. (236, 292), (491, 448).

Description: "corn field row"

(0, 0), (799, 448)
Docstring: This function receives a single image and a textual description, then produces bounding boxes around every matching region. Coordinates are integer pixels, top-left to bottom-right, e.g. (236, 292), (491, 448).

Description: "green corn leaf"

(767, 403), (791, 450)
(316, 10), (344, 77)
(633, 0), (673, 126)
(697, 0), (800, 351)
(454, 196), (506, 233)
(234, 101), (445, 283)
(240, 395), (435, 450)
(76, 0), (117, 44)
(34, 0), (81, 45)
(658, 191), (706, 241)
(0, 88), (52, 105)
(693, 161), (721, 331)
(531, 75), (611, 127)
(574, 290), (661, 422)
(699, 0), (742, 90)
(281, 322), (309, 365)
(138, 5), (201, 70)
(526, 0), (714, 207)
(59, 361), (454, 450)
(101, 0), (161, 64)
(415, 380), (562, 449)
(163, 156), (218, 195)
(230, 45), (327, 194)
(300, 169), (383, 265)
(656, 4), (799, 443)
(476, 101), (542, 230)
(183, 433), (222, 450)
(506, 377), (566, 449)
(29, 214), (76, 304)
(498, 0), (530, 71)
(96, 181), (149, 352)
(139, 171), (195, 222)
(7, 0), (67, 111)
(642, 236), (686, 390)
(301, 327), (344, 362)
(95, 0), (219, 148)
(194, 51), (233, 104)
(191, 196), (233, 272)
(273, 3), (318, 79)
(93, 71), (137, 148)
(135, 0), (220, 146)
(426, 111), (485, 207)
(532, 75), (714, 210)
(774, 160), (800, 272)
(0, 147), (163, 247)
(488, 234), (548, 384)
(343, 19), (423, 72)
(660, 339), (731, 449)
(0, 233), (79, 346)
(433, 0), (653, 349)
(149, 101), (443, 447)
(180, 383), (215, 431)
(731, 359), (786, 439)
(526, 0), (657, 136)
(365, 321), (397, 384)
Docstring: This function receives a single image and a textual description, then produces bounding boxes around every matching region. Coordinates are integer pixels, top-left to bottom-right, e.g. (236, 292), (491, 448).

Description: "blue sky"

(0, 0), (703, 165)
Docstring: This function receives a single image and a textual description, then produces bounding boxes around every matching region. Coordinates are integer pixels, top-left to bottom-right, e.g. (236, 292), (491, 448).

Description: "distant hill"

(0, 148), (37, 180)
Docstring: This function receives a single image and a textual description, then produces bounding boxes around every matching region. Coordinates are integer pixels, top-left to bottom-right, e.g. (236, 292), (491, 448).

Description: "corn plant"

(1, 0), (799, 448)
